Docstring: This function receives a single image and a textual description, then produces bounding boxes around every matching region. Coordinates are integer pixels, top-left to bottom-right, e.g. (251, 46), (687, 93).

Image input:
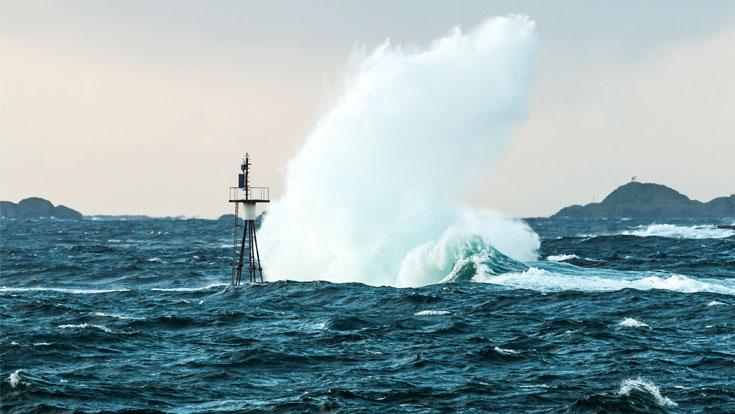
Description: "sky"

(1, 0), (734, 218)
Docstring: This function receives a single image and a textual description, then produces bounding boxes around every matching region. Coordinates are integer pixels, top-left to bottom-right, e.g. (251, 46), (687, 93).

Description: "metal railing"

(229, 186), (270, 202)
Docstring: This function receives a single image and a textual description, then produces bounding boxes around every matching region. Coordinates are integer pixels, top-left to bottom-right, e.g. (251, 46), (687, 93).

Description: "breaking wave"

(473, 267), (735, 295)
(260, 15), (540, 287)
(617, 378), (677, 408)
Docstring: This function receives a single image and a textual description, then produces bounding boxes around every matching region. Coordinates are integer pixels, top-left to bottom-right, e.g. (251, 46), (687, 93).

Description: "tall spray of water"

(260, 15), (540, 287)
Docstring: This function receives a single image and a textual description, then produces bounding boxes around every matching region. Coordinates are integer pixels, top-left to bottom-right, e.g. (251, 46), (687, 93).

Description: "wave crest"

(618, 378), (677, 408)
(474, 267), (735, 295)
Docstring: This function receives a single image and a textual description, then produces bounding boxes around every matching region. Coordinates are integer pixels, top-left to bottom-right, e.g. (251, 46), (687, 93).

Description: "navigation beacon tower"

(228, 154), (269, 285)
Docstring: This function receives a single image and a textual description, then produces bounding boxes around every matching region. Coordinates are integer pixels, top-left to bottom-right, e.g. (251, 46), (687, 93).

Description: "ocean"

(1, 217), (734, 413)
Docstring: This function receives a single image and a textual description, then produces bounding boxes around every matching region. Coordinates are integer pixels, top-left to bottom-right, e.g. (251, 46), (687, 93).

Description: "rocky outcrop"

(553, 182), (735, 219)
(0, 197), (83, 220)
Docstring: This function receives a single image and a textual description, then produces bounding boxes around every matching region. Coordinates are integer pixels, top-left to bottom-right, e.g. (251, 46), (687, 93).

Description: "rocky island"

(0, 197), (83, 220)
(553, 182), (735, 219)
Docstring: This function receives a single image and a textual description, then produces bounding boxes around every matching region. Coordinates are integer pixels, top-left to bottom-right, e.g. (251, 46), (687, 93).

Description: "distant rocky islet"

(552, 182), (734, 219)
(0, 197), (83, 220)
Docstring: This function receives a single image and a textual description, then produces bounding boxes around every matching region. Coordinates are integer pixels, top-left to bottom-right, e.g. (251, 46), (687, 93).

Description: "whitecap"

(474, 267), (735, 296)
(494, 346), (520, 355)
(621, 224), (734, 239)
(93, 312), (145, 320)
(619, 318), (650, 329)
(519, 383), (551, 389)
(8, 369), (23, 388)
(0, 287), (129, 294)
(414, 310), (451, 316)
(617, 378), (677, 408)
(32, 342), (51, 346)
(147, 257), (165, 263)
(57, 323), (113, 333)
(707, 300), (727, 307)
(150, 283), (229, 292)
(546, 254), (579, 262)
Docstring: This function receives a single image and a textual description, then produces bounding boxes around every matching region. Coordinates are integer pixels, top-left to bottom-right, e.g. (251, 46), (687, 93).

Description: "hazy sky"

(2, 1), (734, 218)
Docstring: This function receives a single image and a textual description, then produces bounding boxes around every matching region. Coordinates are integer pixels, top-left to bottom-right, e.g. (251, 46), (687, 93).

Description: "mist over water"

(260, 16), (540, 286)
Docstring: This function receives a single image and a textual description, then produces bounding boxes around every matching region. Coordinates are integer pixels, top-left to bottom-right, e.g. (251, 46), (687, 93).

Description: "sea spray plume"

(260, 15), (540, 286)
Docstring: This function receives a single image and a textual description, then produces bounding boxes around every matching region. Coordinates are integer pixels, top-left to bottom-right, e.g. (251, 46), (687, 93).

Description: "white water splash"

(618, 378), (677, 408)
(260, 15), (540, 287)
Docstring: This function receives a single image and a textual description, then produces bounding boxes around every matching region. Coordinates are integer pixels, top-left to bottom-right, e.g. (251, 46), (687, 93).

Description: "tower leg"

(235, 219), (249, 285)
(248, 221), (256, 282)
(252, 222), (263, 282)
(232, 203), (239, 285)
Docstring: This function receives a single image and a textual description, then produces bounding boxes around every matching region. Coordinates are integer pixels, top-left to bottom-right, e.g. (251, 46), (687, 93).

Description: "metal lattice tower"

(228, 153), (269, 285)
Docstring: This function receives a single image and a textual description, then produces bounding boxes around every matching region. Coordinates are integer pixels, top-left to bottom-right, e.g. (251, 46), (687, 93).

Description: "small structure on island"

(228, 154), (269, 285)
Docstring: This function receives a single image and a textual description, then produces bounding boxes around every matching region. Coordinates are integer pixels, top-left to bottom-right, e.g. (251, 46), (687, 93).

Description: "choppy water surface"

(1, 217), (734, 413)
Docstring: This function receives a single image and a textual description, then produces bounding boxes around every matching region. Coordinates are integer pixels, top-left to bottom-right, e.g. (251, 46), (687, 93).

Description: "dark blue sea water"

(1, 217), (734, 413)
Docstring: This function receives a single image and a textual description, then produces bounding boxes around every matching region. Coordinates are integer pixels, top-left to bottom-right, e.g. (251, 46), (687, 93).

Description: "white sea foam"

(0, 287), (129, 294)
(8, 369), (23, 388)
(619, 318), (650, 329)
(617, 378), (677, 408)
(546, 254), (579, 262)
(474, 267), (735, 295)
(707, 300), (727, 307)
(57, 323), (113, 333)
(33, 342), (52, 346)
(414, 310), (451, 316)
(622, 224), (735, 239)
(150, 283), (229, 292)
(260, 15), (540, 287)
(494, 346), (520, 355)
